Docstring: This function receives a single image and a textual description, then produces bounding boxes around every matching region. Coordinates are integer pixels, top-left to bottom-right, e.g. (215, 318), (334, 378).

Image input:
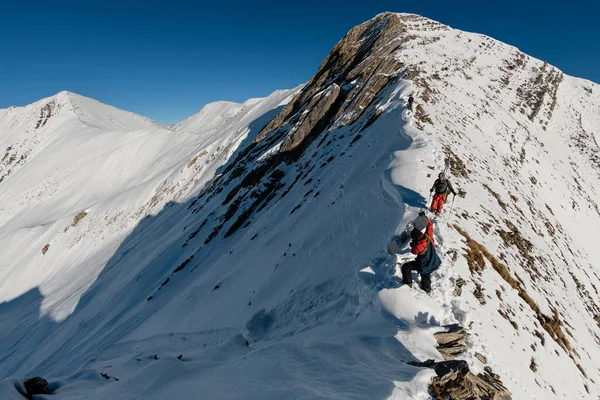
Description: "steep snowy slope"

(0, 87), (299, 372)
(394, 15), (600, 398)
(1, 12), (599, 400)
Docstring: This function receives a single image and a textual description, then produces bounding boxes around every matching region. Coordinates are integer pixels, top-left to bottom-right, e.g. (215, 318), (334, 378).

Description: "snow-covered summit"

(1, 12), (599, 400)
(1, 90), (162, 134)
(172, 87), (302, 137)
(171, 101), (245, 134)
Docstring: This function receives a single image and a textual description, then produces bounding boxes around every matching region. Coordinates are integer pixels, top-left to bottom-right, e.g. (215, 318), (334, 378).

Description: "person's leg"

(401, 262), (418, 286)
(430, 194), (440, 212)
(420, 273), (432, 292)
(429, 195), (436, 212)
(436, 194), (447, 213)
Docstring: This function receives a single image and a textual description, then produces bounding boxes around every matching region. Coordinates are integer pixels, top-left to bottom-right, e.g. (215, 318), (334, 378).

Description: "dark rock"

(24, 377), (52, 397)
(406, 352), (510, 399)
(431, 366), (512, 400)
(433, 360), (469, 377)
(100, 372), (119, 381)
(407, 359), (469, 377)
(407, 359), (435, 368)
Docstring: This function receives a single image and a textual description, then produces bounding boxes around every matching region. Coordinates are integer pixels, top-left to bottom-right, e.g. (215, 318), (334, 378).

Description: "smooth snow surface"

(1, 12), (600, 400)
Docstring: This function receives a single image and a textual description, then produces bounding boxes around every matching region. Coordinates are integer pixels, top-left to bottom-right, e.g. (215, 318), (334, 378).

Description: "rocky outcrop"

(187, 13), (430, 243)
(431, 366), (512, 400)
(256, 12), (413, 158)
(34, 100), (58, 129)
(418, 325), (513, 400)
(409, 357), (511, 400)
(434, 324), (470, 360)
(23, 377), (52, 398)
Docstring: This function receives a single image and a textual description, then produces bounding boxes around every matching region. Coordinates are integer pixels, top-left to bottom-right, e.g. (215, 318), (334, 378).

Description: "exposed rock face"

(428, 324), (511, 399)
(434, 324), (470, 360)
(408, 357), (512, 400)
(187, 13), (426, 242)
(34, 100), (58, 129)
(431, 367), (512, 400)
(256, 13), (410, 157)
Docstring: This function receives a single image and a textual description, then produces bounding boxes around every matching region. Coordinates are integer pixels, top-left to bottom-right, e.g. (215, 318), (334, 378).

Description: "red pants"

(430, 193), (447, 213)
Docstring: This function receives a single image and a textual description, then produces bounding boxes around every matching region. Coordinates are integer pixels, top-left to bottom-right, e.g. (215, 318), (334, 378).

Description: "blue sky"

(1, 0), (598, 124)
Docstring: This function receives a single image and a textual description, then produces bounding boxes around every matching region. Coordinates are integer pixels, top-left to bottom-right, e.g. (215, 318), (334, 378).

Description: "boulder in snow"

(23, 377), (52, 397)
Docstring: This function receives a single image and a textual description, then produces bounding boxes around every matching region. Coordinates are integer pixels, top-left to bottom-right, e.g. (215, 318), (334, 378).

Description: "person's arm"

(426, 219), (434, 239)
(430, 179), (438, 192)
(448, 180), (456, 195)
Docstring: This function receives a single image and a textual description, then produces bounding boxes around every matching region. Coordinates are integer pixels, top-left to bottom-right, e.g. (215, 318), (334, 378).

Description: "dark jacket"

(431, 178), (455, 195)
(410, 220), (442, 275)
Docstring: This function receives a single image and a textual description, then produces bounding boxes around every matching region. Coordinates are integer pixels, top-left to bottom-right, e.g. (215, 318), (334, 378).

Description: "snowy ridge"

(392, 14), (600, 398)
(0, 12), (599, 400)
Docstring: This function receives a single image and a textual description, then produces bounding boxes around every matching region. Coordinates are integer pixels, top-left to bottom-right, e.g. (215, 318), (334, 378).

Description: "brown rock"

(256, 13), (416, 157)
(454, 277), (466, 296)
(431, 367), (512, 400)
(475, 352), (488, 364)
(434, 324), (470, 360)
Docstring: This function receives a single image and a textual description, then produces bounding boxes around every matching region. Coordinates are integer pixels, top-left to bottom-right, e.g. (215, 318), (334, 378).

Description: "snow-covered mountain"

(1, 12), (600, 400)
(0, 87), (298, 366)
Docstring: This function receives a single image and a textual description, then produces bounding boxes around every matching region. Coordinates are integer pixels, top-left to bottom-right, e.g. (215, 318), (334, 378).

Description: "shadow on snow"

(0, 105), (432, 399)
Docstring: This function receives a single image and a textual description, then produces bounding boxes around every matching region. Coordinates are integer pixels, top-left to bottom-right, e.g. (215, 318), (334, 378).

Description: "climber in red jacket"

(401, 215), (441, 293)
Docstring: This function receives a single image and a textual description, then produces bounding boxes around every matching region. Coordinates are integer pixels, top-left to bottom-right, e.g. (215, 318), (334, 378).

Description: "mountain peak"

(37, 90), (84, 110)
(53, 89), (76, 101)
(49, 90), (162, 131)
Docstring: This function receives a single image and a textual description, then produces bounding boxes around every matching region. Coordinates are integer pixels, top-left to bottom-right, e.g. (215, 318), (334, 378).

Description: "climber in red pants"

(430, 172), (456, 215)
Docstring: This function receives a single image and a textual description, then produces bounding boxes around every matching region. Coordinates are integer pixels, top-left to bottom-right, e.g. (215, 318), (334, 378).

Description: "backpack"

(435, 179), (448, 194)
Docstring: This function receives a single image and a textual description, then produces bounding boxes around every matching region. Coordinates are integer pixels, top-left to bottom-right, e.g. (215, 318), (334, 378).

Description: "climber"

(430, 172), (456, 215)
(401, 213), (441, 292)
(407, 94), (415, 111)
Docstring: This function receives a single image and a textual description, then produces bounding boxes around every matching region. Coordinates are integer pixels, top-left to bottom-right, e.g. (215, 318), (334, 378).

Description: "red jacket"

(411, 219), (435, 255)
(409, 219), (441, 274)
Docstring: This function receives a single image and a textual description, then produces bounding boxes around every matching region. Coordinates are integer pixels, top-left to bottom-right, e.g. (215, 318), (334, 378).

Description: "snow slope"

(0, 87), (300, 373)
(394, 15), (600, 399)
(1, 12), (600, 400)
